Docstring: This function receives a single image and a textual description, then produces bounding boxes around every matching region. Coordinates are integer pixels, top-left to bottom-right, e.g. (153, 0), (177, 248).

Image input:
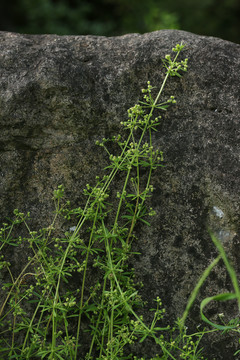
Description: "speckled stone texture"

(0, 30), (239, 358)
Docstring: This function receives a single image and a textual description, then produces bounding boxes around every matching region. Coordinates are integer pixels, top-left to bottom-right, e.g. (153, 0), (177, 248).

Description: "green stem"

(74, 204), (100, 360)
(180, 255), (221, 328)
(87, 277), (108, 360)
(209, 231), (240, 311)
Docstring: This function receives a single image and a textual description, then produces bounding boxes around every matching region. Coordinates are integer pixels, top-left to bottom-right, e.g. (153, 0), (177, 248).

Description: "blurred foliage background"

(0, 0), (239, 43)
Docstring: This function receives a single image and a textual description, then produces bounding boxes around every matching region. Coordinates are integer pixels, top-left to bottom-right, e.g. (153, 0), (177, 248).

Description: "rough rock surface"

(0, 30), (239, 358)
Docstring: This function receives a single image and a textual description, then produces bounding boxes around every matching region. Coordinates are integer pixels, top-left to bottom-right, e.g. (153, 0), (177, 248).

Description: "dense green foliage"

(0, 0), (239, 43)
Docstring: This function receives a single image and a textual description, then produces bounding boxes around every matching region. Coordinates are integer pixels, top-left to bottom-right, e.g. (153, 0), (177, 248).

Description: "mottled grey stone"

(0, 30), (239, 358)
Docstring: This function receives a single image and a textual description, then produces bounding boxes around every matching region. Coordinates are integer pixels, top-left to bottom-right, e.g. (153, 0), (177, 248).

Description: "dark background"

(0, 0), (239, 43)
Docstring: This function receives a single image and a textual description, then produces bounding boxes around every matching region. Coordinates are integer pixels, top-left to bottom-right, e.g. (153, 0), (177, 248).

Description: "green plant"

(0, 42), (239, 360)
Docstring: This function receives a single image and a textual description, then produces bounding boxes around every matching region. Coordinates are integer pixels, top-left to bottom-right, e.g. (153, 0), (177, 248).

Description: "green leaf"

(152, 326), (169, 331)
(139, 218), (151, 226)
(200, 292), (238, 330)
(139, 333), (149, 343)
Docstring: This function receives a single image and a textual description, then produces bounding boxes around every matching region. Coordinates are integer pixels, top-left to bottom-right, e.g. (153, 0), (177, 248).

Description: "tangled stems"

(71, 42), (188, 359)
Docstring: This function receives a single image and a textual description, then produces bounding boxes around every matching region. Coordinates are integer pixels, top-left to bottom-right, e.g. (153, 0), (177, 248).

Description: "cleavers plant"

(0, 43), (239, 360)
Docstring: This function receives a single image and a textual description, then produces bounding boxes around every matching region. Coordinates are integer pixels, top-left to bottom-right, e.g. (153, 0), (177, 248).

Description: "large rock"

(0, 30), (239, 358)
